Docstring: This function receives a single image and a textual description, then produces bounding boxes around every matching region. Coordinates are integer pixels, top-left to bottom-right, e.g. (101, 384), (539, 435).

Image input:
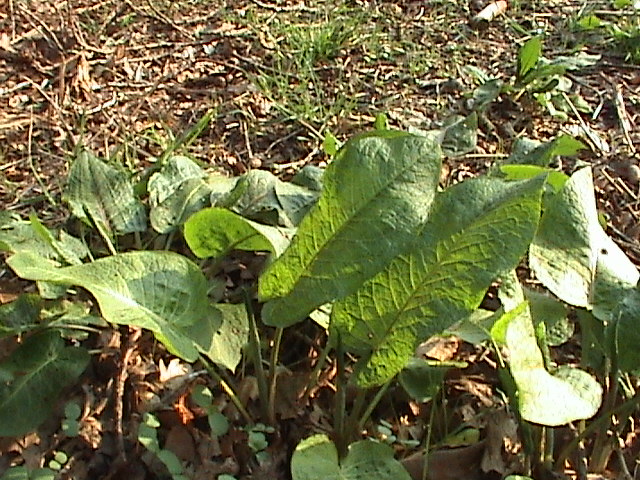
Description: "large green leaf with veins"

(333, 176), (545, 387)
(7, 251), (211, 361)
(291, 434), (411, 480)
(502, 302), (602, 426)
(0, 330), (89, 436)
(259, 132), (442, 327)
(64, 150), (147, 236)
(530, 168), (639, 308)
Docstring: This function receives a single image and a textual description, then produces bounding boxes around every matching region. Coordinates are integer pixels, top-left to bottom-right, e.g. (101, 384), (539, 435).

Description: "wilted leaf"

(216, 170), (319, 228)
(64, 150), (147, 236)
(259, 132), (442, 327)
(7, 251), (211, 361)
(291, 434), (411, 480)
(502, 302), (602, 426)
(184, 207), (294, 259)
(148, 155), (212, 234)
(441, 113), (478, 157)
(469, 79), (503, 111)
(333, 176), (544, 387)
(0, 330), (89, 436)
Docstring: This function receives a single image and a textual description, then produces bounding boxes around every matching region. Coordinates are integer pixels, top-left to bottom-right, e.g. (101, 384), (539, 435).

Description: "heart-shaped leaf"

(530, 168), (639, 308)
(503, 302), (602, 426)
(291, 434), (411, 480)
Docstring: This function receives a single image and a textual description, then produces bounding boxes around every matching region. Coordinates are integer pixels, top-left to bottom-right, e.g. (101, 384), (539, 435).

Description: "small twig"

(115, 327), (142, 463)
(16, 4), (65, 52)
(199, 355), (253, 425)
(251, 0), (319, 12)
(612, 83), (636, 153)
(560, 91), (607, 155)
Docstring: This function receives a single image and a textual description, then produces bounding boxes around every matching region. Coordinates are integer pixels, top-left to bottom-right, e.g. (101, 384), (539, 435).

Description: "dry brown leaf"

(164, 424), (196, 462)
(416, 335), (460, 361)
(481, 408), (522, 475)
(401, 442), (486, 480)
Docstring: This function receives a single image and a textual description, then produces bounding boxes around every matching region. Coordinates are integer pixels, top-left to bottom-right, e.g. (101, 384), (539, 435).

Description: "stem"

(357, 381), (391, 433)
(555, 389), (640, 470)
(334, 333), (347, 459)
(199, 355), (253, 424)
(302, 334), (332, 401)
(590, 320), (621, 472)
(421, 397), (438, 480)
(542, 426), (554, 472)
(244, 291), (271, 424)
(268, 327), (284, 425)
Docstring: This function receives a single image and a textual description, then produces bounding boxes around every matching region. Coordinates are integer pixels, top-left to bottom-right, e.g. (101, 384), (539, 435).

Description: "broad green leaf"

(503, 303), (602, 426)
(517, 36), (542, 80)
(7, 251), (211, 361)
(184, 208), (294, 259)
(333, 176), (545, 387)
(291, 434), (411, 480)
(259, 132), (442, 327)
(525, 289), (572, 346)
(190, 303), (249, 372)
(216, 170), (319, 228)
(398, 358), (447, 402)
(530, 168), (639, 307)
(0, 466), (29, 480)
(64, 150), (147, 236)
(0, 330), (89, 436)
(148, 155), (212, 234)
(0, 294), (42, 337)
(499, 165), (568, 192)
(324, 131), (339, 156)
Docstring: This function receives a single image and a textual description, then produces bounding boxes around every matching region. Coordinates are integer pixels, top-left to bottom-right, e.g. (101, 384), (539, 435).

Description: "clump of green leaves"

(137, 413), (188, 480)
(511, 36), (599, 119)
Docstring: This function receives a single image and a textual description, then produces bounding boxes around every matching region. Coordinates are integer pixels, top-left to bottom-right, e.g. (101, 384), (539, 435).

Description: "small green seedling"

(191, 384), (229, 436)
(48, 451), (68, 471)
(246, 423), (274, 464)
(137, 413), (188, 480)
(61, 402), (82, 437)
